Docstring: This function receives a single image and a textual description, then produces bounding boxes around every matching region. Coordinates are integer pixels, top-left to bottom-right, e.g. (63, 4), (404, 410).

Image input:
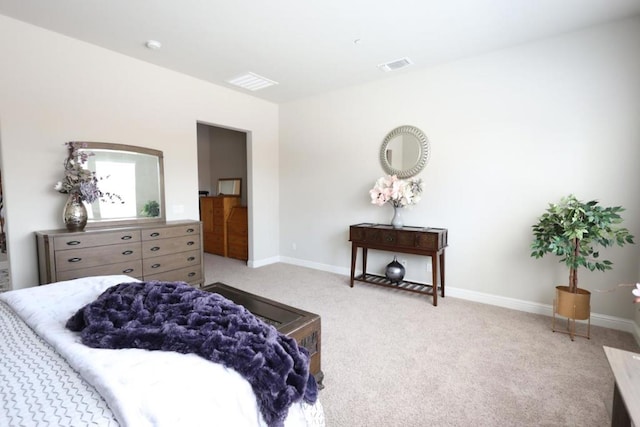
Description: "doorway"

(196, 123), (249, 262)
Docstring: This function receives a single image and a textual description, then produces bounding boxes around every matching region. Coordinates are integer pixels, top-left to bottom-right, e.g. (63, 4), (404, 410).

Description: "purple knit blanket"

(66, 281), (318, 427)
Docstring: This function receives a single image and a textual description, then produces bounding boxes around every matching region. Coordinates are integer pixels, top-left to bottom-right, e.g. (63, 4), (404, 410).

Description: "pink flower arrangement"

(369, 175), (424, 208)
(633, 283), (640, 304)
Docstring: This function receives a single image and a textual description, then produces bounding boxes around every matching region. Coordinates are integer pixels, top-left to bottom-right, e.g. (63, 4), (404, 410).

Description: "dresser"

(36, 220), (204, 287)
(349, 223), (448, 305)
(200, 196), (240, 256)
(227, 206), (248, 261)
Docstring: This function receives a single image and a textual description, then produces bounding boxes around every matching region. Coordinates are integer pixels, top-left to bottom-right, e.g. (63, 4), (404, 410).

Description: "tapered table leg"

(431, 254), (438, 306)
(350, 244), (357, 287)
(440, 250), (445, 297)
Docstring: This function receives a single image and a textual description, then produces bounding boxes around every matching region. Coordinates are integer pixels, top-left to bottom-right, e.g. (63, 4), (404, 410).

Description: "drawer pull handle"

(187, 241), (195, 246)
(121, 235), (133, 240)
(68, 257), (82, 263)
(123, 268), (134, 274)
(186, 228), (195, 233)
(187, 256), (195, 262)
(66, 240), (81, 246)
(150, 232), (160, 237)
(188, 272), (196, 277)
(122, 250), (133, 255)
(151, 263), (161, 269)
(150, 246), (160, 251)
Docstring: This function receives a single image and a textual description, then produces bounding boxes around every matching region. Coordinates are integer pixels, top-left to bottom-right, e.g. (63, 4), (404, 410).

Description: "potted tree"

(530, 194), (634, 340)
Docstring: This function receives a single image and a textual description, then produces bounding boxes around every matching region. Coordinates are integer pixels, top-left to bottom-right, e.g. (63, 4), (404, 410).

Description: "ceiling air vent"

(377, 57), (413, 72)
(226, 72), (278, 91)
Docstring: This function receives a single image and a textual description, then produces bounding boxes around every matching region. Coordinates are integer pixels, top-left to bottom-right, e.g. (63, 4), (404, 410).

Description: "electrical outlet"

(292, 243), (297, 251)
(400, 259), (408, 267)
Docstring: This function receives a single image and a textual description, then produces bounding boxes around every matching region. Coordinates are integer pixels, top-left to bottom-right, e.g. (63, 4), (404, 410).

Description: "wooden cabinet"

(200, 196), (240, 256)
(36, 220), (203, 287)
(227, 206), (248, 261)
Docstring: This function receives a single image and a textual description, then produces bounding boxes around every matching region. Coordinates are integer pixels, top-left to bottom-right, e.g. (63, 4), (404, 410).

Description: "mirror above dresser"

(217, 178), (242, 197)
(77, 142), (166, 228)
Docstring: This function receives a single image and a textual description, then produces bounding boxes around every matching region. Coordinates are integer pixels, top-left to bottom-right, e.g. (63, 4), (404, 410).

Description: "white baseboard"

(633, 321), (640, 346)
(279, 256), (348, 275)
(248, 256), (281, 269)
(446, 286), (638, 335)
(274, 256), (640, 345)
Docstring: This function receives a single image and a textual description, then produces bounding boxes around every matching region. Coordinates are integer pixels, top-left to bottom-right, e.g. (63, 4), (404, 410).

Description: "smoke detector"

(377, 57), (413, 72)
(145, 40), (162, 50)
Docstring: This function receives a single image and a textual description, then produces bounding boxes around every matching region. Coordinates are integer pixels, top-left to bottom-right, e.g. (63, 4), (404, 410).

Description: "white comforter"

(0, 275), (324, 427)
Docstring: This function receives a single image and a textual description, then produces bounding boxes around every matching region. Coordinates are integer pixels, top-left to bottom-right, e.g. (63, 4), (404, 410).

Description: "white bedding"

(0, 275), (324, 427)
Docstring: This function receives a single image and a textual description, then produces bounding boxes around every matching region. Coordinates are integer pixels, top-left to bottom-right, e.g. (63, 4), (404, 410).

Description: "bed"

(0, 275), (325, 427)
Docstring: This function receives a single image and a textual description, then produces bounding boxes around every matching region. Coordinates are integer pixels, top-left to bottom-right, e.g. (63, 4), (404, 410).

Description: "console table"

(349, 223), (448, 306)
(604, 346), (640, 426)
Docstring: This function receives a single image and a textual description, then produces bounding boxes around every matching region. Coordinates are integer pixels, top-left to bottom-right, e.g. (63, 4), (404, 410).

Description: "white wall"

(280, 17), (640, 321)
(0, 14), (280, 289)
(196, 124), (213, 194)
(208, 127), (248, 206)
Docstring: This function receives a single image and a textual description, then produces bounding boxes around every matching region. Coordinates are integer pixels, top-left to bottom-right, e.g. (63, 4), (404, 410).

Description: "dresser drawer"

(145, 265), (202, 284)
(56, 260), (143, 282)
(203, 233), (224, 254)
(142, 235), (200, 258)
(211, 198), (224, 209)
(228, 244), (248, 261)
(142, 250), (200, 276)
(228, 227), (248, 237)
(141, 224), (200, 241)
(228, 234), (248, 245)
(37, 220), (203, 286)
(212, 207), (225, 218)
(55, 242), (141, 272)
(53, 230), (141, 251)
(349, 224), (447, 251)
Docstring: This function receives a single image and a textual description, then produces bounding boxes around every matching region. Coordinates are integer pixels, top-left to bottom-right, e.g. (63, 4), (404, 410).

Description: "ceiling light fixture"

(226, 72), (279, 91)
(145, 40), (162, 50)
(377, 57), (413, 72)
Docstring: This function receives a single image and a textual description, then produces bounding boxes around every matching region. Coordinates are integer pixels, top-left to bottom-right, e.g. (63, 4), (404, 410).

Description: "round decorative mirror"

(379, 125), (430, 178)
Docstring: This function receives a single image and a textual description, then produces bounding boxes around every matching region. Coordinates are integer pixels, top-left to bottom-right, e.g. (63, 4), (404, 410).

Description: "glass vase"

(63, 193), (88, 231)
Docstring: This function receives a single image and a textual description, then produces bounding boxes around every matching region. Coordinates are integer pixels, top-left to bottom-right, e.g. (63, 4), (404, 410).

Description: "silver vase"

(63, 193), (88, 231)
(385, 256), (405, 284)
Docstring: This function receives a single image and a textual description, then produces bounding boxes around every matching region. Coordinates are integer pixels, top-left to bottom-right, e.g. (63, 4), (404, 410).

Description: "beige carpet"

(203, 254), (640, 427)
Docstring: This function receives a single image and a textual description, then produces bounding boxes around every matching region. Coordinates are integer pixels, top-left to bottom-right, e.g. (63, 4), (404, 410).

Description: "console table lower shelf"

(353, 273), (441, 297)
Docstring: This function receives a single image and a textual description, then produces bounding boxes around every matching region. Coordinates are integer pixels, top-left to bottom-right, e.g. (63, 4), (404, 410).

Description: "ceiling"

(1, 0), (639, 103)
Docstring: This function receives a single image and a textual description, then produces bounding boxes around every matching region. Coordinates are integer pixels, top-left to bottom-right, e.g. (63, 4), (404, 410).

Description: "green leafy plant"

(140, 200), (160, 217)
(530, 194), (634, 293)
